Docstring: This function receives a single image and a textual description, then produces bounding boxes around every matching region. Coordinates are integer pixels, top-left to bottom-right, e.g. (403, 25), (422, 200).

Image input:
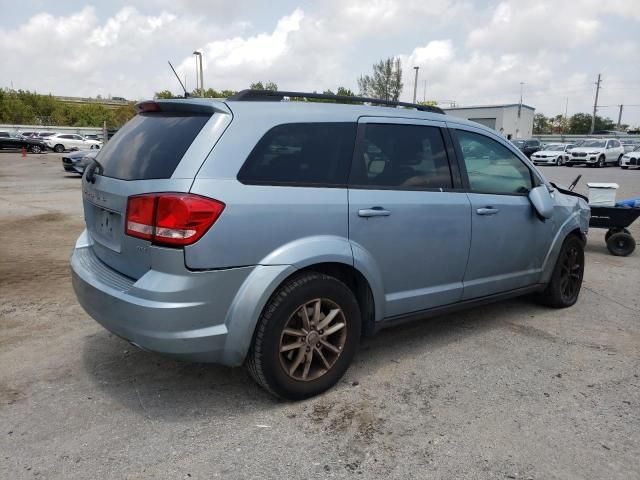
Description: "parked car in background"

(37, 132), (58, 139)
(0, 131), (10, 138)
(19, 131), (39, 138)
(531, 143), (575, 166)
(45, 133), (102, 153)
(620, 145), (640, 170)
(0, 133), (47, 153)
(511, 138), (541, 157)
(621, 140), (638, 153)
(62, 149), (98, 175)
(84, 134), (101, 141)
(566, 138), (625, 167)
(71, 91), (590, 400)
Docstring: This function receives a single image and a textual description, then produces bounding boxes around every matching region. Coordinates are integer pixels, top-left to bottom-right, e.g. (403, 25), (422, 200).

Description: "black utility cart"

(567, 175), (639, 257)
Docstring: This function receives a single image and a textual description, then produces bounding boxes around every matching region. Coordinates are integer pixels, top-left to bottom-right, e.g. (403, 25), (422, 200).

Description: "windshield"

(582, 140), (606, 148)
(542, 144), (563, 151)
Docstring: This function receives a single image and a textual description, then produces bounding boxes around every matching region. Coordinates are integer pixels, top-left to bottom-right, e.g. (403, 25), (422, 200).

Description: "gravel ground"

(1, 151), (638, 480)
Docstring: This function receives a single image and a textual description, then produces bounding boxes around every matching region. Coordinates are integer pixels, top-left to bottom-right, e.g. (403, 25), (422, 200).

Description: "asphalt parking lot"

(1, 151), (638, 479)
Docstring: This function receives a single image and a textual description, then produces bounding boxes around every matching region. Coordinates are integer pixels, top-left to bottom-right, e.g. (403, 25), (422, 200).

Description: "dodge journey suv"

(71, 90), (590, 400)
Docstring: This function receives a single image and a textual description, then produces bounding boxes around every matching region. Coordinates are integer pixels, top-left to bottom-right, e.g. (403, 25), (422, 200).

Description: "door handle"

(476, 207), (499, 216)
(358, 207), (391, 217)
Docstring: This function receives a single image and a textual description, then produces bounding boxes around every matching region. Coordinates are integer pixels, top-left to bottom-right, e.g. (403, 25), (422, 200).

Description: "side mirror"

(529, 185), (554, 219)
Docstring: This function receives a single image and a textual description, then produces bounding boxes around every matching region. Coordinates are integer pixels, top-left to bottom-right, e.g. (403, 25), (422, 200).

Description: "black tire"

(246, 272), (361, 400)
(621, 166), (628, 170)
(537, 235), (584, 308)
(618, 154), (623, 166)
(606, 232), (636, 257)
(567, 163), (574, 167)
(53, 144), (64, 153)
(30, 145), (42, 154)
(605, 228), (630, 242)
(556, 156), (562, 166)
(597, 155), (605, 168)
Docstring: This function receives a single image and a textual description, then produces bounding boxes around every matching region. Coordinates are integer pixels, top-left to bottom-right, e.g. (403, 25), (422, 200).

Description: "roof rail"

(227, 89), (445, 114)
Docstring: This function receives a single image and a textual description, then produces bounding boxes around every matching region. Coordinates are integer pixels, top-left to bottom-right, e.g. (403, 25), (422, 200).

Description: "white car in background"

(566, 138), (625, 167)
(620, 145), (640, 170)
(530, 143), (575, 166)
(45, 133), (102, 153)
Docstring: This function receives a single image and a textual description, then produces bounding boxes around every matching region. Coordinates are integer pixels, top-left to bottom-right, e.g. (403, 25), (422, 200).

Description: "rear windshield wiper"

(85, 157), (104, 183)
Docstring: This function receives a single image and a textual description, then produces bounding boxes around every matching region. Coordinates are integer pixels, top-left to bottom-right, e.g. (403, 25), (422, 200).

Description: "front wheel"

(246, 272), (361, 400)
(621, 166), (629, 170)
(598, 155), (605, 168)
(537, 235), (584, 308)
(30, 145), (42, 154)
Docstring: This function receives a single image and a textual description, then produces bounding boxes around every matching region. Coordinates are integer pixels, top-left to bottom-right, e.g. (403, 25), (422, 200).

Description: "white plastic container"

(587, 183), (619, 206)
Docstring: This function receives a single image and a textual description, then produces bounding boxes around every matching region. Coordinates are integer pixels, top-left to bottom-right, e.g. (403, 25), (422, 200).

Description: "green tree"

(533, 113), (549, 134)
(357, 57), (403, 101)
(250, 81), (278, 91)
(568, 113), (615, 134)
(154, 90), (178, 99)
(336, 87), (355, 97)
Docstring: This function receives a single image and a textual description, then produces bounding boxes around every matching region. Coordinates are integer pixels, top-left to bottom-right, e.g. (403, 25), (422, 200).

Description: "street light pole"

(193, 51), (204, 97)
(412, 66), (419, 104)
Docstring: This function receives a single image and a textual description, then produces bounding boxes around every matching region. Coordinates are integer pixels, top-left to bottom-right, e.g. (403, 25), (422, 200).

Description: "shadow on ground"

(81, 295), (547, 420)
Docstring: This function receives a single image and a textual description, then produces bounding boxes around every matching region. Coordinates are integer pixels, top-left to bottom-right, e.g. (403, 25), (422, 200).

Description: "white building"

(443, 104), (535, 140)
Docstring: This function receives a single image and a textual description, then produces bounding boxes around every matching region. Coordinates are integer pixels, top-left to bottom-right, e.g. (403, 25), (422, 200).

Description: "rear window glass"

(238, 123), (356, 186)
(98, 113), (210, 180)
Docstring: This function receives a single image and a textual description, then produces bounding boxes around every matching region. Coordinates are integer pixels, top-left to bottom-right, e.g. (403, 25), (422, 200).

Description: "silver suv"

(71, 90), (590, 399)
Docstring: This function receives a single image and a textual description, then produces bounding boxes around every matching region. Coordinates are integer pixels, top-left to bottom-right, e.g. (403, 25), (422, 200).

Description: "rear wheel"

(53, 144), (64, 153)
(606, 232), (636, 257)
(246, 272), (361, 400)
(605, 228), (630, 242)
(537, 235), (584, 308)
(29, 145), (42, 154)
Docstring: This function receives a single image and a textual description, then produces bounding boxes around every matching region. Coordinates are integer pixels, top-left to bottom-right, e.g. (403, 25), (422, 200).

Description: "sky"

(1, 0), (639, 126)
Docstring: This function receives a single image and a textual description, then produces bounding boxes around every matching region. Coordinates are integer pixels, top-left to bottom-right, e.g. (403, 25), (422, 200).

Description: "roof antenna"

(168, 61), (190, 98)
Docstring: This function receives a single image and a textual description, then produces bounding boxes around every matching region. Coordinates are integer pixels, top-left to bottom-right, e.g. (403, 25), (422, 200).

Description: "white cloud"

(0, 0), (638, 125)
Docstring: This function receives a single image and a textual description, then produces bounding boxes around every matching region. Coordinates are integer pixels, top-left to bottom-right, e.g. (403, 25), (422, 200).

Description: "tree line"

(0, 89), (135, 128)
(533, 112), (623, 135)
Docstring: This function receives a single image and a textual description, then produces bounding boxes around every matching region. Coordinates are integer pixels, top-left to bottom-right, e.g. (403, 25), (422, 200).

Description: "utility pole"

(193, 51), (204, 96)
(590, 73), (601, 134)
(412, 66), (419, 103)
(193, 53), (200, 96)
(423, 80), (427, 102)
(617, 104), (623, 129)
(563, 97), (568, 133)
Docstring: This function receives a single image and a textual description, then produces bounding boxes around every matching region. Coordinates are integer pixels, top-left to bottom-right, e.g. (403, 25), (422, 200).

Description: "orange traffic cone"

(21, 147), (26, 158)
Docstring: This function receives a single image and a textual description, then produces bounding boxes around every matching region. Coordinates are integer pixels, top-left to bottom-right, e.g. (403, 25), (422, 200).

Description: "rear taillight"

(126, 193), (225, 247)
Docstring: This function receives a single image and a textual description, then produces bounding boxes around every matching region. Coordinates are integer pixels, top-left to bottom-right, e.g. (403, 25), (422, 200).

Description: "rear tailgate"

(82, 99), (232, 279)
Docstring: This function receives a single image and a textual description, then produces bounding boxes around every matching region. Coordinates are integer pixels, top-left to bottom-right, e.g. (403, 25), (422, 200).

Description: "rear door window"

(350, 123), (453, 190)
(98, 112), (211, 180)
(238, 123), (356, 186)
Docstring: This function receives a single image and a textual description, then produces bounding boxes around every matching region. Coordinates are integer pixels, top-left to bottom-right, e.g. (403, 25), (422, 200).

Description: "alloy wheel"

(279, 298), (347, 381)
(559, 245), (582, 302)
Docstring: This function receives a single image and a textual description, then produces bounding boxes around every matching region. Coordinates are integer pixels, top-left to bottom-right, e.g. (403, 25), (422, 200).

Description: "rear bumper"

(70, 231), (262, 365)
